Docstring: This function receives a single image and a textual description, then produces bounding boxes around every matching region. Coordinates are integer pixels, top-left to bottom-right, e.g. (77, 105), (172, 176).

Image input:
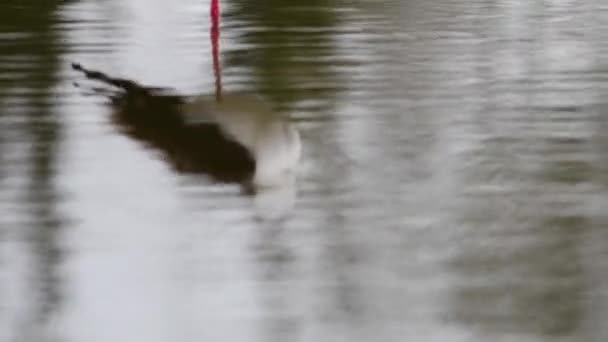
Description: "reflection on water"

(1, 0), (608, 342)
(0, 1), (67, 341)
(224, 0), (341, 112)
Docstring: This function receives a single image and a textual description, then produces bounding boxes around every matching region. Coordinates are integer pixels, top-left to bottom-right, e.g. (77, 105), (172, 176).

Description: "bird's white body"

(182, 94), (301, 219)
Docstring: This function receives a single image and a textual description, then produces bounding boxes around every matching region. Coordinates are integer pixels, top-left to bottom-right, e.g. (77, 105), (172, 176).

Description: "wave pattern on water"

(0, 0), (607, 342)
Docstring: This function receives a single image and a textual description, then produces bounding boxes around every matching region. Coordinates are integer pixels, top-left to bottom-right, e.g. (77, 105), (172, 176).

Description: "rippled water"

(1, 0), (608, 341)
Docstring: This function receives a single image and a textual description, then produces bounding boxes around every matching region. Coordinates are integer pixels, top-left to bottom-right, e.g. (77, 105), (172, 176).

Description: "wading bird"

(71, 0), (301, 219)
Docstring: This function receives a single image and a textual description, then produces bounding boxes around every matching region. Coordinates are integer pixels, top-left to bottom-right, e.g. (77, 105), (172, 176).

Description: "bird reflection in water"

(72, 63), (301, 220)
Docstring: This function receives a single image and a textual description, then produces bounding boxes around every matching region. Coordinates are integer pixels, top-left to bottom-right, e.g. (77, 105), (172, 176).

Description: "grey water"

(1, 0), (608, 341)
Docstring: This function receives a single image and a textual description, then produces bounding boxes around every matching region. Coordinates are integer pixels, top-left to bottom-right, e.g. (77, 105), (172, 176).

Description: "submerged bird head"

(183, 94), (301, 220)
(183, 93), (301, 189)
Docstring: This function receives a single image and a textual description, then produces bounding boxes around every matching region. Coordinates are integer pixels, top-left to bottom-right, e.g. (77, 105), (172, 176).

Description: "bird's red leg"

(211, 0), (220, 24)
(211, 0), (222, 102)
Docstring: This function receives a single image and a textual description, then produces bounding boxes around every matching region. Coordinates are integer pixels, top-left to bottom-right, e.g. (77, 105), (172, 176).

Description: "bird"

(68, 0), (301, 220)
(71, 62), (301, 219)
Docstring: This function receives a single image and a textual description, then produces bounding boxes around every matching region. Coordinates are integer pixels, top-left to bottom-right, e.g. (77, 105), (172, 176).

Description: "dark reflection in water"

(224, 0), (341, 112)
(0, 0), (68, 339)
(223, 3), (369, 340)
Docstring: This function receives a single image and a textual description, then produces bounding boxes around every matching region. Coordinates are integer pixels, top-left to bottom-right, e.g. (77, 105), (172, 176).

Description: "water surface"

(1, 1), (608, 341)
